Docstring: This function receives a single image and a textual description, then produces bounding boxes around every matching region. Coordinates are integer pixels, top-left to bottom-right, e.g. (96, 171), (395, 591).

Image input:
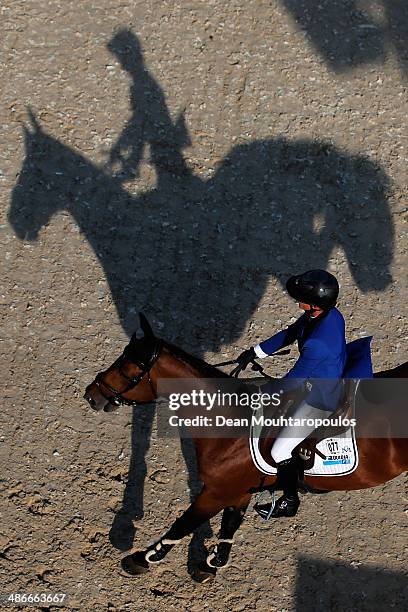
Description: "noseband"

(94, 338), (163, 406)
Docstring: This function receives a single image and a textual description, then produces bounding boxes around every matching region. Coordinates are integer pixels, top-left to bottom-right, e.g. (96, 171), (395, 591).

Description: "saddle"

(256, 378), (359, 472)
(295, 378), (357, 470)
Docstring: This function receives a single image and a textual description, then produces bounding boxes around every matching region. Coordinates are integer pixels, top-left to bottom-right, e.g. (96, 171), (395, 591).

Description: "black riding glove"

(237, 347), (256, 370)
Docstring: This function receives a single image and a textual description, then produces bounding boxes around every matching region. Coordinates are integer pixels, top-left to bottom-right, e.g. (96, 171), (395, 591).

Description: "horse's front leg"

(121, 489), (224, 576)
(205, 495), (251, 570)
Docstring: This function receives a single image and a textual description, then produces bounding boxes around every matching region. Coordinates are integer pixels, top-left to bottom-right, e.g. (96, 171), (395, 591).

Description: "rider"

(237, 269), (346, 518)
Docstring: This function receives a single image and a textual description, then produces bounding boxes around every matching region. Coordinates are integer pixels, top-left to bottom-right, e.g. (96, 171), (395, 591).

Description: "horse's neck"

(156, 349), (206, 378)
(155, 348), (249, 449)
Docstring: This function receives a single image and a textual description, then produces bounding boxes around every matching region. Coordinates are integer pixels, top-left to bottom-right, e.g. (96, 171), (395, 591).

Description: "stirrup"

(254, 490), (277, 521)
(269, 494), (300, 518)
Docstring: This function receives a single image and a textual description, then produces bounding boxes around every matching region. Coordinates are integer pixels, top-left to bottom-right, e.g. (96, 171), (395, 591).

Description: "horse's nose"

(84, 393), (97, 409)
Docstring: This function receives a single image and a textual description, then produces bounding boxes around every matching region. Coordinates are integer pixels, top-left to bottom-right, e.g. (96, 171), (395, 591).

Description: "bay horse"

(84, 314), (408, 583)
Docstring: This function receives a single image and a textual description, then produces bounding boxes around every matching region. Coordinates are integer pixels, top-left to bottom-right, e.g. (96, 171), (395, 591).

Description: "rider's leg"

(254, 456), (301, 519)
(271, 401), (331, 464)
(256, 401), (330, 519)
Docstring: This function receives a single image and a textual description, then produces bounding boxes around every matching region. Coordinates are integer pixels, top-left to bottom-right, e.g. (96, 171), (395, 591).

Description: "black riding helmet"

(286, 269), (339, 309)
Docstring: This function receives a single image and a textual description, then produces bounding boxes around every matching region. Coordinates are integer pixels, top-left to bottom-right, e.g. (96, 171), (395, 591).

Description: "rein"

(94, 336), (289, 406)
(213, 349), (290, 379)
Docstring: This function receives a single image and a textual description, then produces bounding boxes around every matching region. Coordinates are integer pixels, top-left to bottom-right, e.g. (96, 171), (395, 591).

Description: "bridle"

(94, 338), (163, 407)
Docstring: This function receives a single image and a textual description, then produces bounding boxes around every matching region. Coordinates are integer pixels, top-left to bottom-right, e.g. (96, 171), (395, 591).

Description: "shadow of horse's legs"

(109, 405), (155, 551)
(180, 437), (214, 575)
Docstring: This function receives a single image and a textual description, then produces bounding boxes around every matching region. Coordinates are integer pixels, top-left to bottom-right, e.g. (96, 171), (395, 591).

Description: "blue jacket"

(256, 308), (347, 411)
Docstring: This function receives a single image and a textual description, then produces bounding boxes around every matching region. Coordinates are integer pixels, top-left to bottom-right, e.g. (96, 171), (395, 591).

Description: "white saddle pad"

(249, 415), (359, 477)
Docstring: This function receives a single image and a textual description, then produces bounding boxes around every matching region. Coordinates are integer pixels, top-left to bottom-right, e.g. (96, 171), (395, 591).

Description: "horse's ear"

(26, 106), (42, 134)
(139, 312), (155, 337)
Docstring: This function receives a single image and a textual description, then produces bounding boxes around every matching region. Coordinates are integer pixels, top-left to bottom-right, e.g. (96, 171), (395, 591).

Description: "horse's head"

(84, 313), (161, 412)
(8, 109), (71, 241)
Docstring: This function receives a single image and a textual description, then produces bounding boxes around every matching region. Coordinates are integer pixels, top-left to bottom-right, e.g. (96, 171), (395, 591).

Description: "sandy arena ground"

(1, 1), (408, 610)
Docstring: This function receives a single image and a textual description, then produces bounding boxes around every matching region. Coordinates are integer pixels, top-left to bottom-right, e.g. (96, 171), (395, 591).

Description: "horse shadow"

(8, 29), (395, 571)
(295, 554), (408, 611)
(281, 0), (408, 77)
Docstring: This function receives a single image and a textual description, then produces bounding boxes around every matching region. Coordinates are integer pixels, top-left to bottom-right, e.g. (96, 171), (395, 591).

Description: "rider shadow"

(295, 554), (408, 611)
(281, 0), (408, 77)
(8, 29), (395, 572)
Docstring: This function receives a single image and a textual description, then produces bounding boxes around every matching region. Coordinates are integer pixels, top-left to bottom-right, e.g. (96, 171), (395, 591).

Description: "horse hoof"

(207, 542), (231, 569)
(109, 511), (136, 551)
(121, 552), (149, 576)
(192, 561), (217, 584)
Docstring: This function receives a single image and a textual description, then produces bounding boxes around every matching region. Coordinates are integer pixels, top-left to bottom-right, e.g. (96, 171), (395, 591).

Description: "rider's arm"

(277, 338), (328, 393)
(285, 339), (327, 378)
(254, 316), (303, 359)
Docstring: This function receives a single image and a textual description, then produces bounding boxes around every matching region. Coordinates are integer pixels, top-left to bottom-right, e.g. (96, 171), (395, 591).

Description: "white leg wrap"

(206, 538), (233, 568)
(162, 537), (182, 545)
(145, 548), (163, 563)
(144, 537), (181, 563)
(218, 538), (234, 544)
(206, 547), (218, 568)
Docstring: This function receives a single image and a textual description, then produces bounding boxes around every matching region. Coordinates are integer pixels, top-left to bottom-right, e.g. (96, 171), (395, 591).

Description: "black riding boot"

(255, 457), (300, 520)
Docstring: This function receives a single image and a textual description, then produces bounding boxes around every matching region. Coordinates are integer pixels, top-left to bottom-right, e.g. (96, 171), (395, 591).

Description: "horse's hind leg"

(205, 496), (251, 570)
(121, 489), (224, 576)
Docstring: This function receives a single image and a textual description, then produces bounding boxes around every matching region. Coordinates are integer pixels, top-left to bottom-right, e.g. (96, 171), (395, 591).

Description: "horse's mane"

(163, 340), (228, 378)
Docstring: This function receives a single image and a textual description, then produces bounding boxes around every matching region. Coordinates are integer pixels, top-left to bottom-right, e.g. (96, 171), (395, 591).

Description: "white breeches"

(271, 401), (330, 464)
